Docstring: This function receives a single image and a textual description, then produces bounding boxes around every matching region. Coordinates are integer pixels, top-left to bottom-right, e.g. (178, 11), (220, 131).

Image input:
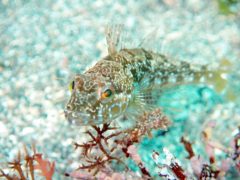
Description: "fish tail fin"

(206, 59), (237, 101)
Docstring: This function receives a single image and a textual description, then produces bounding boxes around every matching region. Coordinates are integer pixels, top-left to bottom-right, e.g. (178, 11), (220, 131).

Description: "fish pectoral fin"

(131, 83), (162, 109)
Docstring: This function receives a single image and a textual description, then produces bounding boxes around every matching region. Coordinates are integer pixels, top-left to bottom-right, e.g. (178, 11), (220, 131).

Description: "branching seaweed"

(2, 110), (238, 179)
(68, 108), (171, 179)
(0, 145), (55, 180)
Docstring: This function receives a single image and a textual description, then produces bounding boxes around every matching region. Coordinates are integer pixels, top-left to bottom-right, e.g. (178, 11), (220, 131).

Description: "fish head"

(64, 73), (132, 125)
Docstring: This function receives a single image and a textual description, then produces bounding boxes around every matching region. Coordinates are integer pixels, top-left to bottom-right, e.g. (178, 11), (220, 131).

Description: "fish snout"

(64, 106), (92, 125)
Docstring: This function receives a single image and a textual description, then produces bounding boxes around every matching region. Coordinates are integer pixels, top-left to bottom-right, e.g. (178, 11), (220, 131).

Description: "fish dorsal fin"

(138, 26), (160, 51)
(105, 24), (124, 56)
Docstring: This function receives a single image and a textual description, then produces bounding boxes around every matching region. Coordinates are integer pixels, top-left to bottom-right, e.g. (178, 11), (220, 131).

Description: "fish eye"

(101, 89), (112, 98)
(69, 81), (75, 91)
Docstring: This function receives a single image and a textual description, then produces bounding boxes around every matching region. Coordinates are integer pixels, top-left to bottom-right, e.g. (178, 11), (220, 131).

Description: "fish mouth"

(64, 110), (92, 126)
(64, 109), (105, 126)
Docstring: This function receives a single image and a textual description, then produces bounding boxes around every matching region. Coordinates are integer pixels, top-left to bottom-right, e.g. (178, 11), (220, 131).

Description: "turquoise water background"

(0, 0), (240, 179)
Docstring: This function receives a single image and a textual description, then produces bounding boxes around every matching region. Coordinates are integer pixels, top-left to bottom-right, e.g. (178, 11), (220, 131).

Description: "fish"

(64, 25), (233, 126)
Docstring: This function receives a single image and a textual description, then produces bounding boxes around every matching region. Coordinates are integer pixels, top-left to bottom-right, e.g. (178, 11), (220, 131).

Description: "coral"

(177, 125), (240, 179)
(151, 131), (240, 180)
(152, 148), (187, 179)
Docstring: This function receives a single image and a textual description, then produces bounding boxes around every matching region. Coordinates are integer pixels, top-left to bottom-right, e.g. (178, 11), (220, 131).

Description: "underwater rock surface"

(0, 0), (239, 179)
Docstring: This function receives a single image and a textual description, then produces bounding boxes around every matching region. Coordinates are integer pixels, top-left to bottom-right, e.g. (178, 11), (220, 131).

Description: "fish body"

(65, 27), (231, 126)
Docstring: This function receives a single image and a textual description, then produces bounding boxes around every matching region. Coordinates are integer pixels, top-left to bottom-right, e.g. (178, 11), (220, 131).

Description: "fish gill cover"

(0, 0), (240, 179)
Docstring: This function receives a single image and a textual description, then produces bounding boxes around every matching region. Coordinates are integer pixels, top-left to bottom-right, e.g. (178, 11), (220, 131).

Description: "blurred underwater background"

(0, 0), (240, 179)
